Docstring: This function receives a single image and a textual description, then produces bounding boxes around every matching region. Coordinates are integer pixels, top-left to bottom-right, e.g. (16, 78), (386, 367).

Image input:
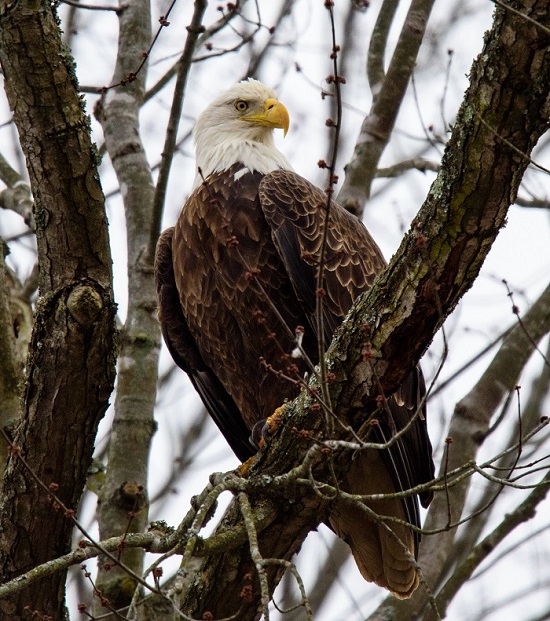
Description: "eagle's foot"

(237, 455), (256, 477)
(267, 406), (285, 433)
(249, 406), (286, 451)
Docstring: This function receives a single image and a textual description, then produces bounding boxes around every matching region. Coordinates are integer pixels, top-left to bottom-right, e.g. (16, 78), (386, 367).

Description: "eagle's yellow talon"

(238, 455), (256, 477)
(266, 406), (285, 434)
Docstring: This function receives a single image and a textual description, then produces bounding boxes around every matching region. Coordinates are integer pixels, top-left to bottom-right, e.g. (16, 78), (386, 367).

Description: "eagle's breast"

(173, 165), (307, 429)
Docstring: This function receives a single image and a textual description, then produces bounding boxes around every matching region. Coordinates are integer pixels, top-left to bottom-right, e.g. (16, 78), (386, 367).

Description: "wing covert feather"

(259, 170), (386, 339)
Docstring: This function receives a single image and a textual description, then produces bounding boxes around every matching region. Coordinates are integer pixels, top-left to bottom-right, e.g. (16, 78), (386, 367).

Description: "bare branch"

(0, 249), (23, 458)
(0, 152), (33, 227)
(426, 468), (550, 621)
(58, 0), (126, 13)
(368, 282), (550, 619)
(148, 0), (208, 261)
(375, 158), (440, 178)
(94, 0), (160, 612)
(337, 0), (437, 214)
(143, 1), (249, 105)
(367, 0), (399, 91)
(515, 195), (550, 209)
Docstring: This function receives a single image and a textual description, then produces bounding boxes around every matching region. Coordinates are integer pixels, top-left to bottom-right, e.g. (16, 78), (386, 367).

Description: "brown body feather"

(156, 164), (434, 598)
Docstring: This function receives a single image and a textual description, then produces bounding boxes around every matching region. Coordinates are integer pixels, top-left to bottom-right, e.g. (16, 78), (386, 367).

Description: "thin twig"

(490, 0), (550, 35)
(142, 1), (247, 105)
(58, 0), (126, 12)
(148, 0), (208, 262)
(427, 468), (550, 621)
(238, 491), (272, 620)
(0, 428), (163, 599)
(315, 1), (344, 432)
(476, 113), (550, 175)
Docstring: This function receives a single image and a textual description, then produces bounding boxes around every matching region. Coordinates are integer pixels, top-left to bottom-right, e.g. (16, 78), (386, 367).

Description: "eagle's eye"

(235, 100), (249, 112)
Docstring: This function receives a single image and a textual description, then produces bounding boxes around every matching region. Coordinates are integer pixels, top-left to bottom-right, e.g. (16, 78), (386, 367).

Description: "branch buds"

(325, 74), (346, 85)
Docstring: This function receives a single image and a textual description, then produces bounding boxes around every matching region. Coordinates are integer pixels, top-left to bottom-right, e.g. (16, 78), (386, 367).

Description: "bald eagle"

(155, 79), (434, 598)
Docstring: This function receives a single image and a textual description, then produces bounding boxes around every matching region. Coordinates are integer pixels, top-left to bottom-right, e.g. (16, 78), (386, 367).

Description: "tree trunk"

(0, 1), (116, 619)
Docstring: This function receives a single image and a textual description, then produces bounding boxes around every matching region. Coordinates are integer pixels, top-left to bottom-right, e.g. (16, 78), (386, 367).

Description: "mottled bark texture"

(93, 0), (159, 612)
(0, 1), (116, 619)
(174, 2), (549, 619)
(0, 254), (23, 439)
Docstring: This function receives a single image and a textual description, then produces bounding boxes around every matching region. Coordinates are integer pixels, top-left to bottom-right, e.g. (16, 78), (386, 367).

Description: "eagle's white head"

(193, 78), (293, 186)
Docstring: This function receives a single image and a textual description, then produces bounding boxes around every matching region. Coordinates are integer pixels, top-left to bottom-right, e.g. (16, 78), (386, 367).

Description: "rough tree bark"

(0, 1), (117, 619)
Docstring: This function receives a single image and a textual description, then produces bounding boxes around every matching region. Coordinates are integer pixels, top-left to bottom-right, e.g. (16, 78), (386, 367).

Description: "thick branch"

(367, 0), (399, 91)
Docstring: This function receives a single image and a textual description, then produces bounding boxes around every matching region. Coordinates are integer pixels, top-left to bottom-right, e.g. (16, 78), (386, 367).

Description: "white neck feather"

(192, 117), (293, 188)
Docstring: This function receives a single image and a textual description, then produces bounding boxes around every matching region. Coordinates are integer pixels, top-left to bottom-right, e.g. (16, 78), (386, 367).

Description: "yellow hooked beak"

(242, 98), (290, 136)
